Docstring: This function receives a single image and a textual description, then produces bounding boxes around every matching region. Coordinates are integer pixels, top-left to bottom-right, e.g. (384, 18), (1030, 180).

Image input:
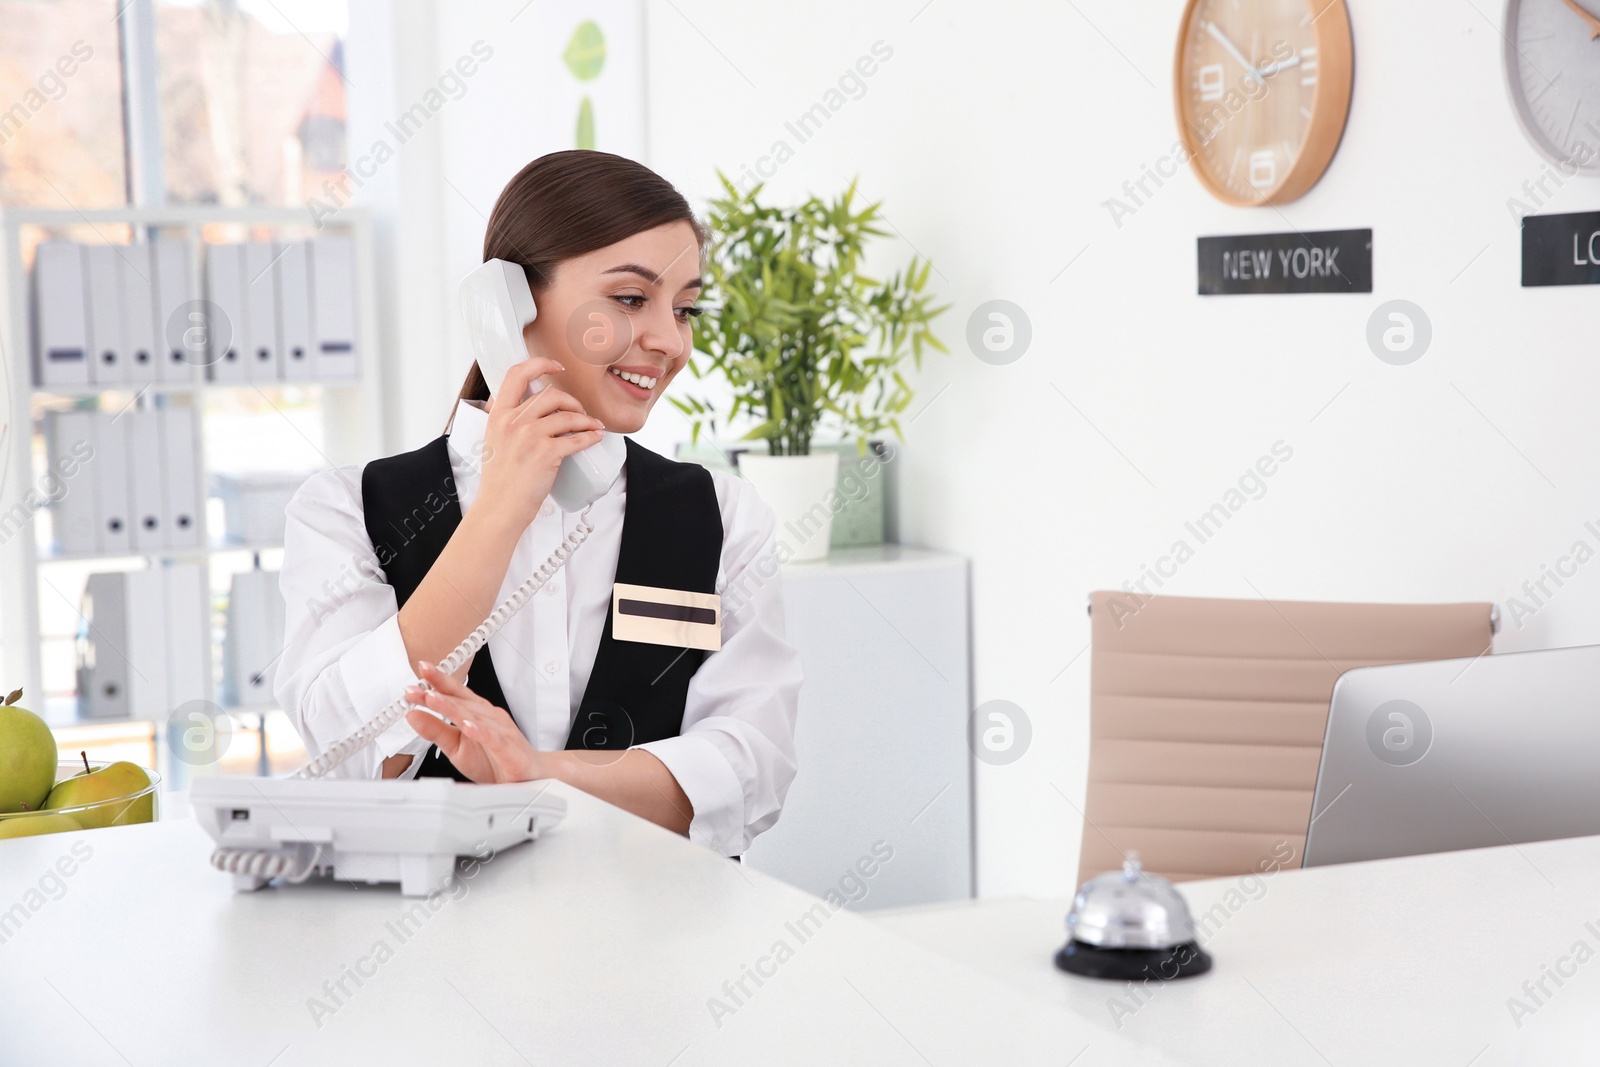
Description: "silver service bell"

(1054, 853), (1212, 981)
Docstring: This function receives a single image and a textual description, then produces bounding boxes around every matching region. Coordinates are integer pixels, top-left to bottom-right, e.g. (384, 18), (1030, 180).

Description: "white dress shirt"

(275, 400), (802, 855)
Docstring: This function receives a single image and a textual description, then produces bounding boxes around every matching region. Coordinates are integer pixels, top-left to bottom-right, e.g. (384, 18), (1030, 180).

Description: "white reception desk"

(875, 833), (1600, 1064)
(6, 786), (1595, 1063)
(0, 784), (1168, 1067)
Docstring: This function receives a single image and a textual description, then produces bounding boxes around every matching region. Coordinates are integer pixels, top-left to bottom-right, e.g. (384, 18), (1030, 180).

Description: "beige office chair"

(1076, 592), (1496, 885)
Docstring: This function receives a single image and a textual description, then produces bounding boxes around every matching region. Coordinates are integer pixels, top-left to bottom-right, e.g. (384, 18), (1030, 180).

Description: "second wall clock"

(1504, 0), (1600, 173)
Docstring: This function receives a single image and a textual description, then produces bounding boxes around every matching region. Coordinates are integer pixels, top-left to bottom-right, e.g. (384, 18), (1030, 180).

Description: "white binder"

(277, 241), (315, 381)
(243, 241), (281, 382)
(77, 568), (167, 719)
(92, 411), (132, 555)
(153, 238), (199, 385)
(41, 409), (98, 556)
(78, 572), (133, 718)
(85, 244), (126, 387)
(204, 243), (248, 383)
(159, 406), (203, 549)
(129, 569), (170, 719)
(163, 564), (209, 709)
(127, 410), (165, 551)
(224, 568), (285, 708)
(310, 236), (358, 380)
(33, 241), (90, 388)
(120, 242), (160, 386)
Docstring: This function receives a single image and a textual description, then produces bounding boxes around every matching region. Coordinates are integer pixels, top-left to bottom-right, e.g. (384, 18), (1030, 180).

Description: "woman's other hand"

(404, 661), (546, 783)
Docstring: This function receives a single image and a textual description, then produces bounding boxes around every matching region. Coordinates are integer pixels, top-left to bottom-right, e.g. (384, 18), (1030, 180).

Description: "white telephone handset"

(189, 261), (638, 897)
(458, 258), (625, 513)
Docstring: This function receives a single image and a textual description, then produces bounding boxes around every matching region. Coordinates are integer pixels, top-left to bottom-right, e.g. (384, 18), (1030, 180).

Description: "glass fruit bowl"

(0, 760), (161, 838)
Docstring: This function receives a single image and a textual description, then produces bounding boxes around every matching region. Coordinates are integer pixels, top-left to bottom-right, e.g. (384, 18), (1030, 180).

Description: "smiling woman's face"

(519, 220), (703, 434)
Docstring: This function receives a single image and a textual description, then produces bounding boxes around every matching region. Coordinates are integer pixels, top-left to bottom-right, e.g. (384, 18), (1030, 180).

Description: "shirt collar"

(446, 398), (489, 468)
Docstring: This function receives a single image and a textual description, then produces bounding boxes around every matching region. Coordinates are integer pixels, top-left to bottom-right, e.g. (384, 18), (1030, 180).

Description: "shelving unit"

(0, 205), (385, 729)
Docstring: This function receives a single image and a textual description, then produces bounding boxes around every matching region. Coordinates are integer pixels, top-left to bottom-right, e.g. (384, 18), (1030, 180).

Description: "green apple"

(0, 812), (80, 838)
(0, 693), (56, 813)
(45, 760), (153, 828)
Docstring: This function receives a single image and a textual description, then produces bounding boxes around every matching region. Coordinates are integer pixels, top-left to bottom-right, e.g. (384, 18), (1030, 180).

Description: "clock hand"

(1560, 0), (1600, 39)
(1259, 55), (1303, 77)
(1204, 20), (1265, 84)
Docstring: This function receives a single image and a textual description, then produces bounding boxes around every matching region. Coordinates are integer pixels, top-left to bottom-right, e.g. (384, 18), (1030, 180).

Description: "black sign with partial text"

(1197, 228), (1373, 296)
(1521, 211), (1600, 287)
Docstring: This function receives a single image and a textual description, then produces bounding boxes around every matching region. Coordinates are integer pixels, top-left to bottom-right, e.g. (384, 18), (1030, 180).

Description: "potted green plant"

(675, 176), (947, 561)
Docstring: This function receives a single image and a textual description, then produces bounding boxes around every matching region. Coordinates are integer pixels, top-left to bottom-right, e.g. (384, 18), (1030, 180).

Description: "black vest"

(360, 435), (723, 780)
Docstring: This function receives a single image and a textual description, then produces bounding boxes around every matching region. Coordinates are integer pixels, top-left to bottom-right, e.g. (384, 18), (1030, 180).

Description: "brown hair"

(454, 150), (707, 407)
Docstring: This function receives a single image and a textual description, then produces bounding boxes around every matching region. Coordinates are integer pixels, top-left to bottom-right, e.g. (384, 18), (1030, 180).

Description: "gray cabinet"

(745, 545), (973, 910)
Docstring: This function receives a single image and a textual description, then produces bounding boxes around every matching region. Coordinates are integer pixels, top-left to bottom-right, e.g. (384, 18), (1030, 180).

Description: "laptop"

(1303, 642), (1600, 867)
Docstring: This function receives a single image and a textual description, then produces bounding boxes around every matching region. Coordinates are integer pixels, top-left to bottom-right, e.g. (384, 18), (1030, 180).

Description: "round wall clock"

(1173, 0), (1355, 207)
(1504, 0), (1600, 174)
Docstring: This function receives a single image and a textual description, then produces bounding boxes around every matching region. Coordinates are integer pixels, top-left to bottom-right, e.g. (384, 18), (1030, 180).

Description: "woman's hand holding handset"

(473, 356), (605, 536)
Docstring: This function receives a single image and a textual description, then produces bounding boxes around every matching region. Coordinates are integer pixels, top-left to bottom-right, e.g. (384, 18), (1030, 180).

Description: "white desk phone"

(191, 260), (626, 897)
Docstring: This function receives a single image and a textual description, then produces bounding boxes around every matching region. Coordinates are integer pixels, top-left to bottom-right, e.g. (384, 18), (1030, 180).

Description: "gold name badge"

(611, 583), (722, 652)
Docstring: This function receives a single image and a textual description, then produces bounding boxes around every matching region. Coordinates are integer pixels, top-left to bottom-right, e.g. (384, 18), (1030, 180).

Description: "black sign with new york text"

(1197, 228), (1373, 296)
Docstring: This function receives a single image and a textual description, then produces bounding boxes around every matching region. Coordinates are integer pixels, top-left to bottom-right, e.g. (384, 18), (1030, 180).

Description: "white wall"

(639, 0), (1600, 898)
(346, 0), (449, 452)
(358, 0), (1600, 898)
(348, 0), (656, 454)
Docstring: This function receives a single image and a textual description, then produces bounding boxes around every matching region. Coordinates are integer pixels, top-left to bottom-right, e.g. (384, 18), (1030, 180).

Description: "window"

(0, 0), (127, 209)
(0, 0), (347, 211)
(153, 0), (348, 206)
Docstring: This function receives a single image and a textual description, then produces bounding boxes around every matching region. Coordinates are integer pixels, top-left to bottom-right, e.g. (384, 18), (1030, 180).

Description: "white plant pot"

(738, 451), (841, 563)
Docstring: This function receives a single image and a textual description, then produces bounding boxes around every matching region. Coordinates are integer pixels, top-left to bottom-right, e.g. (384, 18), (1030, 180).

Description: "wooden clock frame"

(1173, 0), (1356, 207)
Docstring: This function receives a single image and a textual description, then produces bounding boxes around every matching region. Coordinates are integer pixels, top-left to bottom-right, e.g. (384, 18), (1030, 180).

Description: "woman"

(276, 151), (802, 857)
